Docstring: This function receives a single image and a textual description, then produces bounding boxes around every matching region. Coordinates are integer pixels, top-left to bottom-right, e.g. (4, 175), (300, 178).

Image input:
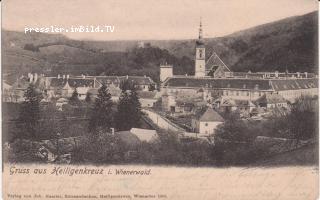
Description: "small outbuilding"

(191, 107), (224, 136)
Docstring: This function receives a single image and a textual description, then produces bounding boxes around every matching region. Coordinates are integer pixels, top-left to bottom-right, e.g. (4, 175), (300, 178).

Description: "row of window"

(224, 90), (264, 97)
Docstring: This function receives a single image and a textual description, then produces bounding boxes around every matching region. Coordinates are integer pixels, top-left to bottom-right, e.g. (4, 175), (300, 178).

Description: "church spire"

(198, 17), (203, 40)
(196, 17), (204, 46)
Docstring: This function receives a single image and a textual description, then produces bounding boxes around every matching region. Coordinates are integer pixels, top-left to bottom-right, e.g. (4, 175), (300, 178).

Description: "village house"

(255, 93), (288, 109)
(191, 107), (224, 136)
(137, 91), (158, 108)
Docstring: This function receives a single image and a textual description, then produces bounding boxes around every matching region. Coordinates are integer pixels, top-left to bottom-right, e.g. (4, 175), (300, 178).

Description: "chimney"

(67, 74), (70, 79)
(63, 75), (66, 79)
(275, 71), (279, 78)
(144, 75), (147, 78)
(126, 75), (129, 79)
(296, 72), (300, 78)
(58, 74), (61, 79)
(304, 72), (308, 78)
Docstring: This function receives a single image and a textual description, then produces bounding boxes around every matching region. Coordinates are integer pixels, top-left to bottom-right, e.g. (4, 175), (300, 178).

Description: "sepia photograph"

(1, 0), (319, 199)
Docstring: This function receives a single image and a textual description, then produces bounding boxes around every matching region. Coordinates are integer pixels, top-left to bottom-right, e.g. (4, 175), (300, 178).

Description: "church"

(160, 21), (318, 113)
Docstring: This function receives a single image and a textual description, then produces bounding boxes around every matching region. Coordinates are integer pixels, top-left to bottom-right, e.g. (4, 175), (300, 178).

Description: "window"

(236, 91), (239, 96)
(205, 123), (208, 126)
(199, 49), (202, 58)
(247, 92), (250, 96)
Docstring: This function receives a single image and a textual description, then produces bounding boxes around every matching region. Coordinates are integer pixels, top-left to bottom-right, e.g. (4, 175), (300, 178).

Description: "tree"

(18, 84), (42, 139)
(115, 80), (142, 131)
(69, 88), (80, 106)
(89, 84), (114, 133)
(288, 96), (318, 141)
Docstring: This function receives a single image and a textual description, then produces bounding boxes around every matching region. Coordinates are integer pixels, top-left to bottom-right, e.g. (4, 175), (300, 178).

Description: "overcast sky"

(2, 0), (318, 41)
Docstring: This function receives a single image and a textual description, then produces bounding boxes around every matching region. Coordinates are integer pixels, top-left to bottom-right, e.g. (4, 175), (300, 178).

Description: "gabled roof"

(205, 52), (231, 72)
(195, 107), (224, 122)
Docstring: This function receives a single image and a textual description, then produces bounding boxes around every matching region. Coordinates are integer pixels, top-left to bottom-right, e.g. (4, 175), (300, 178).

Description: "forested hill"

(2, 11), (317, 84)
(150, 11), (318, 73)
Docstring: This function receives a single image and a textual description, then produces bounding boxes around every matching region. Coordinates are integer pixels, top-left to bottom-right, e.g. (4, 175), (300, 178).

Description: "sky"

(2, 0), (318, 41)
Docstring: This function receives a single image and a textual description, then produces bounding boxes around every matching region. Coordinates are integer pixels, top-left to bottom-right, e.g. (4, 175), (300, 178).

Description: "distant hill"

(148, 11), (318, 73)
(2, 31), (194, 83)
(2, 11), (317, 84)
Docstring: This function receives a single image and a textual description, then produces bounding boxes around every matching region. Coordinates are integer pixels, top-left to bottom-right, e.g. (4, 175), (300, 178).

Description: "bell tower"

(195, 19), (206, 77)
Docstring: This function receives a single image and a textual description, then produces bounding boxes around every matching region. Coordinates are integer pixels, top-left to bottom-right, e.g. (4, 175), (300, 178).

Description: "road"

(142, 109), (185, 132)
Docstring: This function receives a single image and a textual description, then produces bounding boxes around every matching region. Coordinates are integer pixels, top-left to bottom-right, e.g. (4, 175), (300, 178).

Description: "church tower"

(195, 19), (206, 77)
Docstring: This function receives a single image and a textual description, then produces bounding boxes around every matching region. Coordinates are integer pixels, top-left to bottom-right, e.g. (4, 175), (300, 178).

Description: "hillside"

(149, 11), (318, 73)
(2, 11), (317, 84)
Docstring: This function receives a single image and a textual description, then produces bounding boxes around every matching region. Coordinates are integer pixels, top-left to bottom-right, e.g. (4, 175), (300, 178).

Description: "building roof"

(270, 79), (318, 91)
(49, 78), (95, 89)
(205, 52), (231, 72)
(195, 107), (224, 122)
(96, 76), (121, 85)
(87, 84), (121, 97)
(3, 82), (12, 90)
(164, 77), (272, 90)
(130, 128), (158, 142)
(163, 77), (318, 91)
(220, 99), (256, 107)
(118, 76), (154, 85)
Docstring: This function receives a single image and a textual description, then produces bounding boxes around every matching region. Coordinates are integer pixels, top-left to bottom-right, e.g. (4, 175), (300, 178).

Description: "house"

(255, 93), (288, 109)
(137, 91), (158, 108)
(192, 107), (224, 136)
(175, 101), (195, 114)
(119, 75), (156, 91)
